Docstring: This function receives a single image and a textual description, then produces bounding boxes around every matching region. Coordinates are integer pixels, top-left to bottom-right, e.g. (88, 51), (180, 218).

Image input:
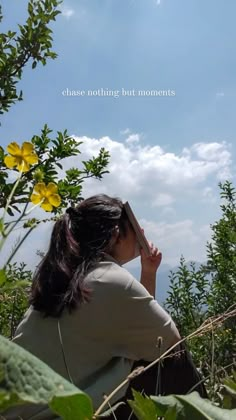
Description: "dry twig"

(93, 304), (236, 418)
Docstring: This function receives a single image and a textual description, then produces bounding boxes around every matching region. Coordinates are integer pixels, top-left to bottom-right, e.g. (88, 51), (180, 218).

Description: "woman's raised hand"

(140, 242), (162, 274)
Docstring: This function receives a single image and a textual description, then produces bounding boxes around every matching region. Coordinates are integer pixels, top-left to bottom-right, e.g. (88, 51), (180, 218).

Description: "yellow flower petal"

(48, 194), (61, 207)
(16, 160), (30, 172)
(24, 153), (38, 165)
(4, 155), (17, 169)
(30, 193), (42, 205)
(41, 199), (53, 212)
(7, 142), (21, 156)
(34, 183), (47, 196)
(45, 183), (58, 196)
(21, 142), (34, 155)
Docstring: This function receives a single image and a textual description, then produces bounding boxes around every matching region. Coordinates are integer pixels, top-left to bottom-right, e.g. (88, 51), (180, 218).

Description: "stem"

(4, 217), (29, 227)
(4, 201), (30, 238)
(0, 172), (23, 251)
(3, 226), (35, 269)
(25, 199), (44, 216)
(187, 361), (236, 394)
(10, 293), (17, 339)
(210, 326), (215, 400)
(1, 171), (23, 227)
(3, 184), (34, 239)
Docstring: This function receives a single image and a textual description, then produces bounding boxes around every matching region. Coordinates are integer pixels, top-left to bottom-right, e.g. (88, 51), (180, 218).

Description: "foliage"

(0, 128), (109, 269)
(1, 1), (235, 418)
(0, 0), (62, 115)
(0, 125), (109, 218)
(165, 181), (236, 399)
(0, 334), (93, 419)
(165, 257), (209, 338)
(206, 181), (236, 316)
(128, 386), (236, 420)
(223, 371), (236, 409)
(0, 3), (110, 418)
(0, 262), (32, 339)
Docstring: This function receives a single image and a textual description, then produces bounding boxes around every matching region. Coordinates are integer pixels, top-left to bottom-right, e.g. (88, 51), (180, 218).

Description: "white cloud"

(120, 128), (131, 135)
(66, 136), (232, 201)
(6, 134), (234, 269)
(202, 187), (217, 203)
(191, 142), (232, 180)
(192, 142), (230, 162)
(140, 218), (211, 265)
(60, 5), (75, 19)
(152, 193), (175, 207)
(125, 133), (142, 144)
(160, 206), (176, 217)
(216, 92), (225, 97)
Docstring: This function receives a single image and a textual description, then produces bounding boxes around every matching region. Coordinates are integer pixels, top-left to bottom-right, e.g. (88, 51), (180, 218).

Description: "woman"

(5, 194), (207, 419)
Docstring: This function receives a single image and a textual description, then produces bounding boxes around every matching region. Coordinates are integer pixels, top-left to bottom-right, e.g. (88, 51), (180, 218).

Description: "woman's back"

(9, 255), (178, 418)
(4, 194), (182, 419)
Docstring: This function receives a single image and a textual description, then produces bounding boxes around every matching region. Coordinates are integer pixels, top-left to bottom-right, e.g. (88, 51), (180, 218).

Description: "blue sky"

(1, 0), (236, 276)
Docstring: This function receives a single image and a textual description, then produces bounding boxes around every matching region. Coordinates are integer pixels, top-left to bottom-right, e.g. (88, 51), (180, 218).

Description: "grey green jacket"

(4, 255), (177, 419)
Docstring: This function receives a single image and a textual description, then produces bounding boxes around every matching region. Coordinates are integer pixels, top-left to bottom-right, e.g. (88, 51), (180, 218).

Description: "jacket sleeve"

(105, 266), (180, 362)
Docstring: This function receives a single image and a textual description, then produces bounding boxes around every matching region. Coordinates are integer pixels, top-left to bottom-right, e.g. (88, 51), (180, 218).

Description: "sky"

(1, 0), (236, 292)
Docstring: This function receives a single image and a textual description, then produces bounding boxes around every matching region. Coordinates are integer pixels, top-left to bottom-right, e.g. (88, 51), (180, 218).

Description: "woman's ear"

(106, 226), (121, 256)
(112, 225), (120, 243)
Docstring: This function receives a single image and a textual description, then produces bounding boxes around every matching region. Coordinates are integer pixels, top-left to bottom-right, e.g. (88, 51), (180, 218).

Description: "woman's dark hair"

(30, 194), (131, 317)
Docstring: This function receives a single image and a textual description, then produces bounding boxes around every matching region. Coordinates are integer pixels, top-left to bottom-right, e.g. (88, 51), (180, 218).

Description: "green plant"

(165, 181), (236, 400)
(0, 262), (32, 338)
(0, 3), (110, 418)
(0, 334), (93, 419)
(0, 0), (61, 115)
(128, 382), (236, 420)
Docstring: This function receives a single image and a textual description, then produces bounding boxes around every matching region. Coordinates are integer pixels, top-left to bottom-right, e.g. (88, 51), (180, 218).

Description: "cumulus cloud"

(152, 193), (174, 207)
(60, 5), (75, 19)
(125, 133), (142, 144)
(140, 218), (211, 265)
(191, 142), (232, 179)
(202, 187), (217, 203)
(65, 135), (232, 202)
(7, 134), (234, 269)
(192, 142), (230, 162)
(120, 128), (131, 135)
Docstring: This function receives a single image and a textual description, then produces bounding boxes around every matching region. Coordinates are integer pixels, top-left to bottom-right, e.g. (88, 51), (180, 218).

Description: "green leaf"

(128, 389), (161, 420)
(150, 392), (236, 420)
(0, 269), (6, 287)
(223, 374), (236, 409)
(0, 279), (31, 292)
(0, 218), (3, 234)
(165, 405), (178, 420)
(0, 335), (93, 419)
(150, 394), (183, 418)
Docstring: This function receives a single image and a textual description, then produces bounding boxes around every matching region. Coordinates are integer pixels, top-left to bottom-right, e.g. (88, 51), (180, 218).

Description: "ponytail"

(30, 215), (90, 317)
(30, 194), (130, 317)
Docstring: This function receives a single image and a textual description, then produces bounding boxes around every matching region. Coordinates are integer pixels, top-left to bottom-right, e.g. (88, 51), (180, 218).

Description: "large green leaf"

(0, 269), (6, 287)
(0, 334), (93, 419)
(223, 373), (236, 409)
(150, 392), (236, 420)
(128, 389), (162, 420)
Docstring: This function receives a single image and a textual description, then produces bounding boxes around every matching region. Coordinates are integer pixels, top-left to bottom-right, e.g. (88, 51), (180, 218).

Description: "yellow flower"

(30, 182), (61, 212)
(4, 141), (38, 172)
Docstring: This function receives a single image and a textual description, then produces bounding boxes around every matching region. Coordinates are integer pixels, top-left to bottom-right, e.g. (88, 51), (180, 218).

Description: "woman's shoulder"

(84, 256), (135, 293)
(85, 255), (152, 300)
